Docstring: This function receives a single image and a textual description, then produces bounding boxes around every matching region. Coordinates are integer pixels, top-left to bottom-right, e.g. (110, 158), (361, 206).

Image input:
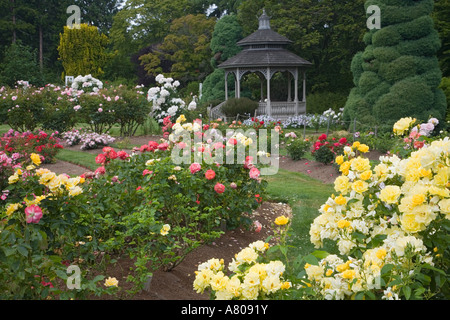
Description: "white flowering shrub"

(71, 74), (103, 94)
(147, 74), (195, 124)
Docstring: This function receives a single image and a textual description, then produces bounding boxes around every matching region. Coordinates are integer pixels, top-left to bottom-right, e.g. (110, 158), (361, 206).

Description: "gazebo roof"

(218, 9), (311, 70)
(218, 48), (312, 68)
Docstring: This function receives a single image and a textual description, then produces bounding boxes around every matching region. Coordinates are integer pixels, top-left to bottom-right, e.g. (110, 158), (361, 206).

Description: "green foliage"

(0, 42), (43, 87)
(237, 0), (367, 93)
(439, 77), (450, 121)
(344, 0), (447, 127)
(58, 24), (109, 79)
(306, 91), (348, 115)
(284, 136), (311, 161)
(139, 14), (216, 84)
(221, 97), (258, 117)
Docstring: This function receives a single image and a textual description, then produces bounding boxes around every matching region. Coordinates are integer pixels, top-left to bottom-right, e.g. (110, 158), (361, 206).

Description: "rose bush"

(0, 155), (115, 299)
(0, 129), (63, 164)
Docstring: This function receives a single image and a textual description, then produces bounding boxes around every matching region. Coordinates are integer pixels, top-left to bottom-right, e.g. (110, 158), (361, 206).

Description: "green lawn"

(55, 149), (98, 171)
(265, 168), (337, 258)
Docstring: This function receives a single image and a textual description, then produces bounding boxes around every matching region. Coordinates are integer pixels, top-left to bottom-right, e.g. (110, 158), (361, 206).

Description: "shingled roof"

(218, 9), (311, 69)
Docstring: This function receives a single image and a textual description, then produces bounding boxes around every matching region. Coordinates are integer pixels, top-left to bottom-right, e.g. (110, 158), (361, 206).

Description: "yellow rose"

(341, 269), (356, 280)
(351, 157), (371, 172)
(8, 174), (19, 184)
(351, 180), (369, 194)
(335, 155), (344, 165)
(335, 195), (347, 206)
(433, 167), (449, 187)
(68, 186), (83, 197)
(274, 215), (289, 225)
(339, 161), (351, 175)
(104, 277), (119, 287)
(210, 271), (229, 291)
(334, 175), (350, 194)
(337, 219), (351, 229)
(160, 224), (170, 236)
(376, 248), (387, 260)
(352, 141), (360, 149)
(360, 170), (372, 181)
(411, 193), (426, 206)
(30, 153), (41, 166)
(393, 117), (416, 136)
(379, 185), (401, 204)
(357, 144), (369, 153)
(6, 203), (22, 216)
(336, 262), (350, 272)
(400, 213), (424, 233)
(176, 114), (186, 124)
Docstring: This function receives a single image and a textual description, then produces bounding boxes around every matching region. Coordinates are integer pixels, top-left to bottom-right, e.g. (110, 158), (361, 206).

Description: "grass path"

(265, 169), (337, 258)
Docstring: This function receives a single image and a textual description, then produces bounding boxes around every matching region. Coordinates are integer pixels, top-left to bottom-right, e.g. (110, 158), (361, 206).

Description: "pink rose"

(95, 166), (106, 175)
(189, 162), (201, 174)
(148, 141), (159, 151)
(143, 169), (153, 177)
(254, 220), (262, 233)
(230, 182), (237, 189)
(214, 183), (225, 194)
(158, 142), (169, 151)
(117, 150), (129, 160)
(249, 167), (260, 180)
(25, 205), (43, 224)
(95, 153), (106, 164)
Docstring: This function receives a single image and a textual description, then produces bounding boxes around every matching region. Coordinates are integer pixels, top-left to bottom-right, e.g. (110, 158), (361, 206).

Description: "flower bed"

(194, 117), (449, 300)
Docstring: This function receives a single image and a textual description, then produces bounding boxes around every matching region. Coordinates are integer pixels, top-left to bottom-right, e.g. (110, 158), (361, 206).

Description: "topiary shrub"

(344, 0), (447, 127)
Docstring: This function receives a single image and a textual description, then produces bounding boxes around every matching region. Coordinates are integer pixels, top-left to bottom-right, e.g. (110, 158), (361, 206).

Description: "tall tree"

(58, 23), (109, 79)
(139, 14), (216, 84)
(344, 0), (447, 128)
(237, 0), (367, 94)
(201, 13), (243, 102)
(74, 0), (121, 35)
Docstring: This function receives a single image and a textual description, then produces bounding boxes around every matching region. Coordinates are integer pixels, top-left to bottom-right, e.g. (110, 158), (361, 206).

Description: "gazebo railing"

(257, 101), (306, 118)
(209, 100), (306, 121)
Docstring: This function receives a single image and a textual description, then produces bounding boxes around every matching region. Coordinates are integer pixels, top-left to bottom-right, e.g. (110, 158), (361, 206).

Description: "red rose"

(205, 169), (216, 180)
(318, 134), (327, 141)
(339, 137), (347, 144)
(214, 183), (225, 194)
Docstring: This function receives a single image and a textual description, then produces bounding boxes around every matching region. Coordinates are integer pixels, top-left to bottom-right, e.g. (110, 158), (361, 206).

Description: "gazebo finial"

(258, 8), (271, 30)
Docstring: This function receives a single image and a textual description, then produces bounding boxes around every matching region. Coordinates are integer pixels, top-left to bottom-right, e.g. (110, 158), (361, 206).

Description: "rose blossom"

(205, 169), (216, 180)
(214, 183), (225, 194)
(25, 205), (43, 224)
(189, 163), (202, 174)
(249, 167), (260, 180)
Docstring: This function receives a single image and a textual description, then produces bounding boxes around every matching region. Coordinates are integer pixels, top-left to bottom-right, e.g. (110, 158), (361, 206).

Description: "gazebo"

(212, 9), (312, 119)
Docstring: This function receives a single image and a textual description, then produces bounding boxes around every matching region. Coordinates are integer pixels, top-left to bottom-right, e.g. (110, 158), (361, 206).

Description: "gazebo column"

(302, 69), (306, 102)
(294, 68), (299, 116)
(266, 67), (271, 117)
(224, 71), (228, 101)
(236, 68), (241, 98)
(287, 71), (291, 102)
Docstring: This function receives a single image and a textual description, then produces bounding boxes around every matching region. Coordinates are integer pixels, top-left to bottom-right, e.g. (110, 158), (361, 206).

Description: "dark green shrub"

(221, 97), (258, 117)
(284, 137), (311, 161)
(306, 91), (348, 115)
(344, 0), (446, 128)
